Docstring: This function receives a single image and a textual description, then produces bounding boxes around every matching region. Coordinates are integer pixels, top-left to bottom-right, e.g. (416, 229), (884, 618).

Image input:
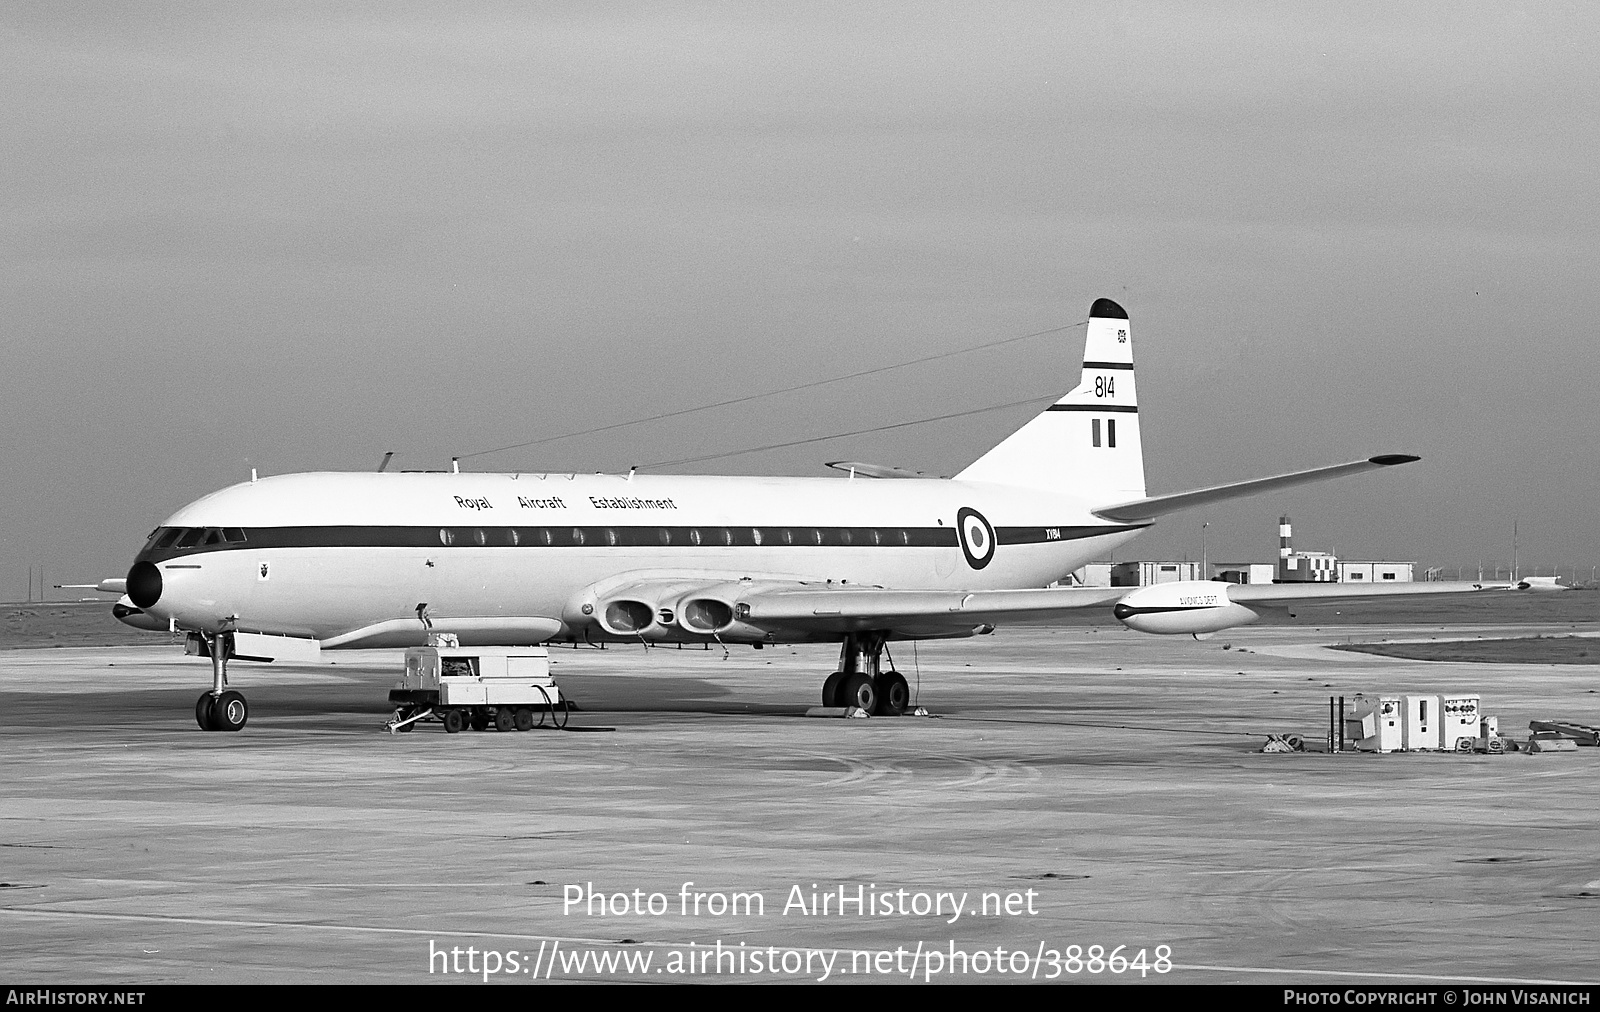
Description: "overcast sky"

(4, 2), (1597, 597)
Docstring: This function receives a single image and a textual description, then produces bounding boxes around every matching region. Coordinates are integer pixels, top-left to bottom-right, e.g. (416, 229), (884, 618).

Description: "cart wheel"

(443, 709), (465, 734)
(494, 708), (515, 732)
(513, 708), (534, 732)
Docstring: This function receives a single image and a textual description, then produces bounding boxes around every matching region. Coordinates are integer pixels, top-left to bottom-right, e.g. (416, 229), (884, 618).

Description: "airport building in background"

(1066, 515), (1413, 587)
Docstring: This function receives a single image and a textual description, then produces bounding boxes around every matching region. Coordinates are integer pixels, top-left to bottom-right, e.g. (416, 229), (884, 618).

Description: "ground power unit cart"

(386, 637), (567, 734)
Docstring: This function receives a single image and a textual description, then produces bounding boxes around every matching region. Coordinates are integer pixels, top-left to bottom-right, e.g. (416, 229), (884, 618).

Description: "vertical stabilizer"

(954, 298), (1146, 503)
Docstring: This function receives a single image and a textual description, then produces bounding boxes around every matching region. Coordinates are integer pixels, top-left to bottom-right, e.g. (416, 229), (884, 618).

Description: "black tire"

(841, 672), (877, 713)
(195, 692), (217, 731)
(513, 708), (534, 732)
(396, 710), (415, 733)
(876, 670), (910, 716)
(470, 710), (490, 732)
(443, 709), (465, 734)
(213, 690), (249, 732)
(822, 671), (845, 707)
(494, 708), (515, 732)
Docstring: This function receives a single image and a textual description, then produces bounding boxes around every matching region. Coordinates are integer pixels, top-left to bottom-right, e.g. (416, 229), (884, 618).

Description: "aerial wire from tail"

(639, 390), (1059, 469)
(458, 320), (1087, 462)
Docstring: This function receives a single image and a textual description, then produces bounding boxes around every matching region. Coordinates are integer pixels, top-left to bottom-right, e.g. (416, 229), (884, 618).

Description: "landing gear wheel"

(494, 708), (515, 732)
(443, 709), (465, 734)
(470, 711), (490, 732)
(840, 672), (878, 713)
(822, 671), (846, 708)
(195, 692), (217, 731)
(513, 708), (534, 732)
(876, 670), (910, 716)
(212, 690), (248, 732)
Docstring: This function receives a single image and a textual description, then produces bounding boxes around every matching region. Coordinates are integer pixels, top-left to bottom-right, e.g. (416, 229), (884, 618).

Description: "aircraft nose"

(126, 561), (162, 608)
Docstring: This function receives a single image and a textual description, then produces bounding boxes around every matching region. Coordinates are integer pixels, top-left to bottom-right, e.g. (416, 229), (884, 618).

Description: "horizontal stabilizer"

(825, 461), (938, 479)
(1093, 455), (1419, 522)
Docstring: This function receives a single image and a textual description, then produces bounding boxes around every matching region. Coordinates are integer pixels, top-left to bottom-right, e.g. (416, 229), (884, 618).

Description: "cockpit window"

(222, 528), (247, 543)
(202, 529), (223, 546)
(176, 528), (206, 549)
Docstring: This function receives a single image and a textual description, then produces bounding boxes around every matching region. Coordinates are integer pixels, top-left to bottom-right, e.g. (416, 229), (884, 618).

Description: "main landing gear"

(194, 632), (248, 732)
(820, 633), (911, 716)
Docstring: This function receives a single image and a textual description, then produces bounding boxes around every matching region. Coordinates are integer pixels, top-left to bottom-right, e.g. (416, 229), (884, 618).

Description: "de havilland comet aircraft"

(108, 299), (1490, 731)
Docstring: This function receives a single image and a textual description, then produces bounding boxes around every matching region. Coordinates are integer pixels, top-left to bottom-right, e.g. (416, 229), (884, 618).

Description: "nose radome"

(126, 561), (163, 608)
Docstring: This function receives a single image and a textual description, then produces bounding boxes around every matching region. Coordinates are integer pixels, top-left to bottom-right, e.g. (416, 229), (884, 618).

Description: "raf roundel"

(956, 507), (996, 570)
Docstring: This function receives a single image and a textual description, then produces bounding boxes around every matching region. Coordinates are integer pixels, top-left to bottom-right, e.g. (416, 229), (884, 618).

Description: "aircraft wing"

(1093, 455), (1419, 522)
(733, 584), (1126, 638)
(1221, 580), (1506, 603)
(729, 578), (1507, 640)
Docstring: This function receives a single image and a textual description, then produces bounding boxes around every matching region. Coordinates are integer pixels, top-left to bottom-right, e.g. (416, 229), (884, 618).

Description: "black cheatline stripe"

(1081, 361), (1134, 371)
(1045, 404), (1140, 413)
(998, 524), (1148, 545)
(136, 522), (1141, 564)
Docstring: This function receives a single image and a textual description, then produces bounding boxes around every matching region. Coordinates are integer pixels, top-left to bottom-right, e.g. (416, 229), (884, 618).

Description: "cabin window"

(538, 528), (553, 546)
(839, 529), (853, 545)
(870, 530), (882, 546)
(752, 529), (763, 546)
(658, 528), (673, 546)
(438, 528), (455, 546)
(605, 528), (618, 546)
(898, 529), (910, 546)
(571, 528), (586, 546)
(1092, 419), (1102, 447)
(689, 529), (702, 546)
(811, 529), (825, 546)
(1108, 418), (1117, 447)
(781, 529), (794, 546)
(718, 528), (733, 546)
(473, 528), (487, 546)
(507, 529), (521, 546)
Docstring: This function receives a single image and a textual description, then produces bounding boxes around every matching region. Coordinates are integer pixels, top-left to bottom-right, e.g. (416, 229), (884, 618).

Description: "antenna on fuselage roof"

(377, 451), (394, 473)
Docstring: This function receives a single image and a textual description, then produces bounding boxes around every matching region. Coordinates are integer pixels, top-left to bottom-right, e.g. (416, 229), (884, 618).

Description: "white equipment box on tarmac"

(1442, 694), (1481, 751)
(1401, 694), (1443, 751)
(1346, 694), (1403, 753)
(400, 645), (563, 707)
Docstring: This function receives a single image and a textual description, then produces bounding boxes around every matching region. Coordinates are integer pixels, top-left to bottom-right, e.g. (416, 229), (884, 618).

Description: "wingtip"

(1369, 454), (1421, 466)
(1089, 297), (1128, 320)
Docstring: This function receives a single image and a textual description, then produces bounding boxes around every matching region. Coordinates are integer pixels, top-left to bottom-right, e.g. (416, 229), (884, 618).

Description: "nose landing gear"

(194, 632), (249, 732)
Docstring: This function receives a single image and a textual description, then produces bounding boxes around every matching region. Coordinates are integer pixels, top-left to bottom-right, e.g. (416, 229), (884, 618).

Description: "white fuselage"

(131, 471), (1146, 643)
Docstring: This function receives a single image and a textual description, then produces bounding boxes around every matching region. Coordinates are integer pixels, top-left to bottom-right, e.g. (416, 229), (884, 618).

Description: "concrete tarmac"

(1, 622), (1596, 985)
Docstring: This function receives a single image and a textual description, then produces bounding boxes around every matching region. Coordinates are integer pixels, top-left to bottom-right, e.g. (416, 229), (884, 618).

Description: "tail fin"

(954, 298), (1147, 503)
